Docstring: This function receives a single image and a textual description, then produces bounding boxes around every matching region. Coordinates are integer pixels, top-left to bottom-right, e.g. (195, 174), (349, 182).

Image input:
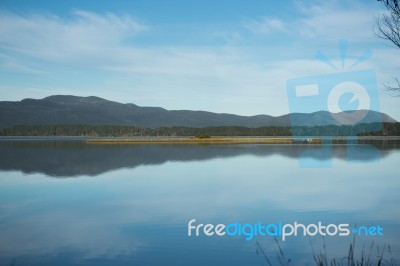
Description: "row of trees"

(1, 123), (399, 137)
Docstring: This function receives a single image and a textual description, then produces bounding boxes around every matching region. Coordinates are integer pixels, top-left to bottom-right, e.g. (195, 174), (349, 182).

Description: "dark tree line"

(1, 123), (399, 137)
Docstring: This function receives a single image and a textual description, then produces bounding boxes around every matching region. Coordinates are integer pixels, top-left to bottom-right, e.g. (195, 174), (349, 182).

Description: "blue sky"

(1, 0), (399, 120)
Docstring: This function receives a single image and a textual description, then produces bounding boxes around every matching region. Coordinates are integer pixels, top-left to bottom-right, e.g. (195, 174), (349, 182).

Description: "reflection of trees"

(0, 140), (398, 177)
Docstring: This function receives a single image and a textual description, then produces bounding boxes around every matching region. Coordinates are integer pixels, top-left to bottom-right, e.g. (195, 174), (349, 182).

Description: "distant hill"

(0, 95), (396, 128)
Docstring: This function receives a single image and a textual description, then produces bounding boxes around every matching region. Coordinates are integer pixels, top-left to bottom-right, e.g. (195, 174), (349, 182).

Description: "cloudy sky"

(0, 0), (399, 120)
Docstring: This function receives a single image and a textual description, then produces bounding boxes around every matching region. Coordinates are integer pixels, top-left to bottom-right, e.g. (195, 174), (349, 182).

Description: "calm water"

(0, 139), (399, 265)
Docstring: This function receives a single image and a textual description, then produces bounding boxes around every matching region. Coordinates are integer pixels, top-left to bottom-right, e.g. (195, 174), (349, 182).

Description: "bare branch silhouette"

(375, 0), (400, 92)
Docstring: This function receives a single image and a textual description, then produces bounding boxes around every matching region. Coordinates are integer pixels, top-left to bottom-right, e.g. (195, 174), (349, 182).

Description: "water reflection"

(0, 139), (399, 265)
(0, 139), (399, 177)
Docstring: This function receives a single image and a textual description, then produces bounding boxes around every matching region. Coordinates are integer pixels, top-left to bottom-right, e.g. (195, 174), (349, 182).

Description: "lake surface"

(0, 139), (399, 265)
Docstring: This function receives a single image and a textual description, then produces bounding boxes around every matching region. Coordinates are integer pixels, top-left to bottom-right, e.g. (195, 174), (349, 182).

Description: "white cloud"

(0, 53), (45, 74)
(295, 1), (380, 40)
(243, 17), (286, 35)
(212, 30), (242, 44)
(0, 10), (147, 63)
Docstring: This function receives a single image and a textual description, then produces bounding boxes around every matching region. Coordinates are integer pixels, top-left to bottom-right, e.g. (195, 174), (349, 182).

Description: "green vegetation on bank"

(0, 122), (400, 137)
(84, 137), (299, 145)
(194, 134), (211, 139)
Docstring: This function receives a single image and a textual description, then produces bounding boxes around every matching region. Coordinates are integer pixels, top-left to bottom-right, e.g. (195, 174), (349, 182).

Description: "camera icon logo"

(287, 69), (379, 128)
(327, 81), (370, 125)
(286, 41), (382, 168)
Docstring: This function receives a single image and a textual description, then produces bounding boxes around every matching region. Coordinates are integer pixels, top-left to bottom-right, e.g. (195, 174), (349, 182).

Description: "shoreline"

(0, 136), (399, 144)
(84, 137), (321, 145)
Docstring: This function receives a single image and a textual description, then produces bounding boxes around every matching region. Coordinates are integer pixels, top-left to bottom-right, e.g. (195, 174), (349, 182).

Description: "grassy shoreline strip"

(84, 137), (322, 145)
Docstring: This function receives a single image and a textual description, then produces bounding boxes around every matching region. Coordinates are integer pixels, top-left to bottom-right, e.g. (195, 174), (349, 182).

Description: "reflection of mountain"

(0, 140), (399, 177)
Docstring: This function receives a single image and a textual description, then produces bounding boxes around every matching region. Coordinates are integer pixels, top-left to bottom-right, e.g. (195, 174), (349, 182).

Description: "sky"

(0, 0), (399, 120)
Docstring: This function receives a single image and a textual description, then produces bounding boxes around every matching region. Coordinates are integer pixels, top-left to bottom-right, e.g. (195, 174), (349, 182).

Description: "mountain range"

(0, 95), (396, 128)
